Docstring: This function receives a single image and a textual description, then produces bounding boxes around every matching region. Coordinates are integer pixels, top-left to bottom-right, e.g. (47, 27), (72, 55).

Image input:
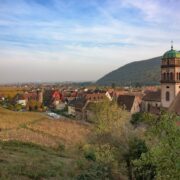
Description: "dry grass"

(27, 118), (91, 146)
(0, 86), (24, 97)
(0, 107), (91, 148)
(0, 128), (60, 147)
(0, 107), (45, 129)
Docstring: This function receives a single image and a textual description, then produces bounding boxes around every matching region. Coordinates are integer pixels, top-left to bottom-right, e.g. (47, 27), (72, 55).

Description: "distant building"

(68, 97), (87, 119)
(85, 93), (106, 101)
(161, 45), (180, 108)
(67, 90), (107, 120)
(141, 90), (161, 114)
(117, 95), (141, 114)
(142, 45), (180, 115)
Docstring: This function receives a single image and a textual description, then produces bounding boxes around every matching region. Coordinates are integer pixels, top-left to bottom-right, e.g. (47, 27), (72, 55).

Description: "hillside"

(0, 107), (91, 148)
(0, 107), (92, 179)
(97, 56), (161, 86)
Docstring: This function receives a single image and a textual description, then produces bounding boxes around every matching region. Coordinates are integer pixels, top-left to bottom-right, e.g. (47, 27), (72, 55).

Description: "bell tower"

(161, 42), (180, 108)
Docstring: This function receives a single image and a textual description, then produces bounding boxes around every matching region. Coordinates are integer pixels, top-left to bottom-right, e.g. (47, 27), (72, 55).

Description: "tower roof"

(163, 49), (180, 59)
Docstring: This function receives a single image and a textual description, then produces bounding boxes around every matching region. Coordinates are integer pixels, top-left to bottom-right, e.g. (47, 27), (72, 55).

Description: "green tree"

(124, 138), (149, 180)
(92, 99), (130, 136)
(133, 112), (180, 180)
(76, 100), (134, 179)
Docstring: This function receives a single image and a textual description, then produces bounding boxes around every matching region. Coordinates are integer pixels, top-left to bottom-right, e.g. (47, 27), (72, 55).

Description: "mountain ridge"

(97, 56), (162, 86)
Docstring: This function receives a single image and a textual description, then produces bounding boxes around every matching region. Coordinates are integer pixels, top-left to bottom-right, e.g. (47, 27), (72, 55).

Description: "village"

(0, 84), (157, 118)
(0, 0), (180, 179)
(1, 46), (180, 122)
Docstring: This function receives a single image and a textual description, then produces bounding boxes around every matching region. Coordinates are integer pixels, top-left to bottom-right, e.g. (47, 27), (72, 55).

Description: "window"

(166, 91), (170, 101)
(177, 73), (179, 80)
(163, 73), (166, 80)
(167, 73), (169, 80)
(170, 72), (173, 80)
(166, 86), (169, 88)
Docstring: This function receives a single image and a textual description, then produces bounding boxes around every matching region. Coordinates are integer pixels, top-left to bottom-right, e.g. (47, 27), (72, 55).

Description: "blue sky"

(0, 0), (180, 83)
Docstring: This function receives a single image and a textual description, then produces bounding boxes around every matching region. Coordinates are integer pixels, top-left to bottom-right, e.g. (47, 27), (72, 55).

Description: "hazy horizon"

(0, 0), (180, 83)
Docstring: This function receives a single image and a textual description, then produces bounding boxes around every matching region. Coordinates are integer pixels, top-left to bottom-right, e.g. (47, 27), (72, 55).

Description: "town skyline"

(1, 0), (180, 83)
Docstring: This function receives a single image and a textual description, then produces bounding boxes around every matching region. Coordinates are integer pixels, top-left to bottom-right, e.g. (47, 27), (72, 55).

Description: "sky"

(0, 0), (180, 84)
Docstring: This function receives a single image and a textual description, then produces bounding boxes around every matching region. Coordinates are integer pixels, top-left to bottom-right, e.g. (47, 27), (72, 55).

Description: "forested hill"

(97, 56), (162, 86)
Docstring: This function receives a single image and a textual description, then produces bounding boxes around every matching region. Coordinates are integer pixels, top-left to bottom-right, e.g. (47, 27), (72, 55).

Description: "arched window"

(163, 73), (166, 80)
(170, 72), (173, 80)
(166, 91), (170, 101)
(167, 73), (169, 80)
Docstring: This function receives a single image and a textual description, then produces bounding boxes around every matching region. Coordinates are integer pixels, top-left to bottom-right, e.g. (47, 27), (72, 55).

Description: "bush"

(133, 113), (180, 180)
(130, 112), (144, 125)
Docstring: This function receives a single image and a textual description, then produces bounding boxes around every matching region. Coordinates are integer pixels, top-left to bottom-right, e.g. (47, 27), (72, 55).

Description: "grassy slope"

(0, 107), (91, 179)
(0, 107), (91, 147)
(0, 141), (74, 179)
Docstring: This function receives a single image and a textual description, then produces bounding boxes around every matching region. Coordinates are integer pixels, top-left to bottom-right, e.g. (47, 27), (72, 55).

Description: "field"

(0, 107), (92, 179)
(0, 86), (24, 97)
(0, 107), (91, 148)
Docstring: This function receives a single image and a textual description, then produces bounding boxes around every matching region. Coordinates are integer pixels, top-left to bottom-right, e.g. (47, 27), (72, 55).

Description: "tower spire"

(171, 40), (173, 50)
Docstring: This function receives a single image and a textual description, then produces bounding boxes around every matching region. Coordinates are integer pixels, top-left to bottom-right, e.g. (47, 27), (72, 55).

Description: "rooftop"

(117, 95), (135, 111)
(163, 48), (180, 59)
(142, 90), (161, 102)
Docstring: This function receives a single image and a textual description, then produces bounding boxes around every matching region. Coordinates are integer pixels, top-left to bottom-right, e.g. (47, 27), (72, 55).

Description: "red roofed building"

(85, 93), (106, 101)
(52, 90), (62, 101)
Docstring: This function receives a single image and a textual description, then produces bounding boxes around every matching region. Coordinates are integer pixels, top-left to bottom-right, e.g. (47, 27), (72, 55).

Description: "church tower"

(161, 43), (180, 108)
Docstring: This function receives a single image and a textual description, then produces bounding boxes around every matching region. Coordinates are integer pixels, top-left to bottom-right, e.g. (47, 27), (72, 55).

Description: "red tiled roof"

(85, 93), (105, 101)
(52, 91), (61, 100)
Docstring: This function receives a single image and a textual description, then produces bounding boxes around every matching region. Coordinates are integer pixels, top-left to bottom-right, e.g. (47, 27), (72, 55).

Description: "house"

(13, 93), (27, 106)
(68, 91), (106, 120)
(51, 90), (63, 109)
(68, 98), (87, 119)
(117, 95), (141, 114)
(43, 89), (65, 109)
(16, 95), (27, 106)
(85, 93), (106, 101)
(141, 90), (161, 114)
(105, 90), (114, 101)
(61, 90), (77, 104)
(0, 94), (5, 102)
(25, 89), (44, 111)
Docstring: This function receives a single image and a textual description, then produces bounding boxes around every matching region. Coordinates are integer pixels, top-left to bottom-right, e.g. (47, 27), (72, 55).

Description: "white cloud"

(0, 0), (180, 83)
